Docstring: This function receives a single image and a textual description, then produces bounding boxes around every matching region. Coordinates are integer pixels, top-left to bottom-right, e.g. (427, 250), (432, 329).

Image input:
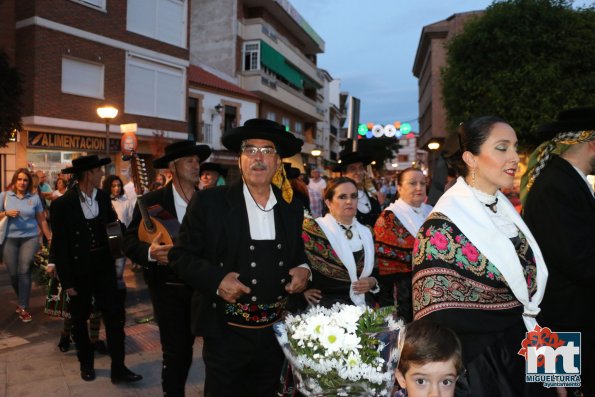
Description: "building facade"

(189, 0), (328, 170)
(412, 11), (483, 177)
(4, 0), (191, 184)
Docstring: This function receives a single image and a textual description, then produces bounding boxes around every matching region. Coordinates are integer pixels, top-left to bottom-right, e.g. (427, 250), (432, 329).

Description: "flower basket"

(274, 304), (405, 397)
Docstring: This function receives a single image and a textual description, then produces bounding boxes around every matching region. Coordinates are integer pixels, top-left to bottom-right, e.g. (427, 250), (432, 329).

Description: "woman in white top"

(51, 177), (68, 200)
(301, 177), (379, 308)
(102, 175), (133, 290)
(374, 167), (432, 321)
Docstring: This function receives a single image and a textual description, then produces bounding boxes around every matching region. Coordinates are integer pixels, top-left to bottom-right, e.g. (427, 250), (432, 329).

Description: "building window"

(223, 106), (237, 133)
(61, 57), (104, 99)
(187, 97), (200, 141)
(69, 0), (106, 11)
(243, 41), (260, 71)
(266, 112), (276, 121)
(127, 0), (187, 47)
(398, 154), (409, 162)
(295, 121), (303, 134)
(281, 117), (290, 130)
(125, 55), (185, 120)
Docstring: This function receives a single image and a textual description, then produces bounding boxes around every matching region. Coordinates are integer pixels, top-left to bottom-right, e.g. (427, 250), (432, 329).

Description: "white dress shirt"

(243, 184), (276, 240)
(80, 188), (99, 219)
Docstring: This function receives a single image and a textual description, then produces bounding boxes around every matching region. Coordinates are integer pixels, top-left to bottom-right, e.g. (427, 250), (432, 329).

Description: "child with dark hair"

(395, 320), (463, 397)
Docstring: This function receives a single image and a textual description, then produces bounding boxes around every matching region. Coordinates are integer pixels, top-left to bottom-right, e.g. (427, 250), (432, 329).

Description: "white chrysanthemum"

(303, 313), (330, 340)
(341, 332), (362, 352)
(319, 325), (346, 352)
(337, 304), (365, 331)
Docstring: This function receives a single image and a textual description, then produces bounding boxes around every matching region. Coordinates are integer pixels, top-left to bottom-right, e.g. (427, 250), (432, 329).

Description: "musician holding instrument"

(170, 119), (310, 397)
(123, 141), (211, 397)
(50, 155), (142, 384)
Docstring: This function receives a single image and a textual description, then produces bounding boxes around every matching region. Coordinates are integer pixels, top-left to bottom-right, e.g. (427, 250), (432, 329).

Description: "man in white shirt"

(171, 119), (310, 397)
(123, 141), (211, 397)
(51, 155), (142, 384)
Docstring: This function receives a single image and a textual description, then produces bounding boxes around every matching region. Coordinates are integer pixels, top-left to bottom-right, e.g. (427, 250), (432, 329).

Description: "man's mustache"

(250, 162), (267, 171)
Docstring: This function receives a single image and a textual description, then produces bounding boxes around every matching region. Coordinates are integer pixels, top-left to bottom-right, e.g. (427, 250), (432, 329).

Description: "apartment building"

(4, 0), (191, 181)
(189, 0), (327, 169)
(412, 11), (483, 176)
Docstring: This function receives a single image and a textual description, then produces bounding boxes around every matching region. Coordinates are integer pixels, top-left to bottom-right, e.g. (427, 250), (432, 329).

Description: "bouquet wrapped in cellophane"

(274, 304), (405, 397)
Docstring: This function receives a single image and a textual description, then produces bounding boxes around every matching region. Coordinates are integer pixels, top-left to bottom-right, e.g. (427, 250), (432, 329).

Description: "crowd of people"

(0, 109), (593, 397)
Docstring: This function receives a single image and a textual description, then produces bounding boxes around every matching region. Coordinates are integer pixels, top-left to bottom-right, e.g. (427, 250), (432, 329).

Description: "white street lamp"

(97, 105), (118, 169)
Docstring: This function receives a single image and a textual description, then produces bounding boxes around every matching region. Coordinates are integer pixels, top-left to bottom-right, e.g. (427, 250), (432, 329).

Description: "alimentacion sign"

(28, 131), (121, 152)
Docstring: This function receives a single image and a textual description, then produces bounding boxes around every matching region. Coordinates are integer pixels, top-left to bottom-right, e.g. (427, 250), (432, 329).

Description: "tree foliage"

(441, 0), (595, 151)
(0, 50), (23, 147)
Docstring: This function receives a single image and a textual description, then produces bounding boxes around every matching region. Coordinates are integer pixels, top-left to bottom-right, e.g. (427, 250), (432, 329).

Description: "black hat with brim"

(221, 118), (303, 158)
(537, 107), (595, 139)
(334, 151), (372, 172)
(61, 155), (111, 174)
(200, 162), (227, 177)
(153, 141), (212, 169)
(283, 162), (301, 179)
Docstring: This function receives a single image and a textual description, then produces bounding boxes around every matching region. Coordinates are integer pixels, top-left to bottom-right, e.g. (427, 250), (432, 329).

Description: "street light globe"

(428, 141), (440, 150)
(97, 105), (118, 120)
(311, 149), (322, 157)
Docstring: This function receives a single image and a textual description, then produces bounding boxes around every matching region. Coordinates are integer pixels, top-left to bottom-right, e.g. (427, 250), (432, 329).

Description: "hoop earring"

(471, 168), (477, 187)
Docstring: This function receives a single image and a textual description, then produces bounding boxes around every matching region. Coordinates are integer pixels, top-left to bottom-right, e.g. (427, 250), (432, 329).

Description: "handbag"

(0, 192), (9, 245)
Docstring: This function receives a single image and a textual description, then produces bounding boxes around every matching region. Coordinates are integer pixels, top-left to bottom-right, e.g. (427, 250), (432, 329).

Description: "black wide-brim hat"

(153, 141), (212, 169)
(537, 107), (595, 139)
(283, 162), (301, 180)
(61, 155), (111, 174)
(200, 162), (227, 177)
(221, 118), (303, 158)
(334, 151), (372, 172)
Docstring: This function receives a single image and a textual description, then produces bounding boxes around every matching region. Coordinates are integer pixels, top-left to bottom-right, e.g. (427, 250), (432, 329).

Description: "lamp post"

(97, 105), (118, 163)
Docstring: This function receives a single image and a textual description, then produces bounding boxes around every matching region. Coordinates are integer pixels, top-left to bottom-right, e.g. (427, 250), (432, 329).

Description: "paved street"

(0, 264), (205, 397)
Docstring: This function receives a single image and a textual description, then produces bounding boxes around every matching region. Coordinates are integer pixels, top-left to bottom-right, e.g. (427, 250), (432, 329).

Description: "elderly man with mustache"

(170, 119), (310, 397)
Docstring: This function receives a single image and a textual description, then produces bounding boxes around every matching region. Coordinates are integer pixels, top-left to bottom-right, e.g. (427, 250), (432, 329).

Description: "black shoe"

(111, 367), (143, 384)
(93, 340), (109, 355)
(80, 368), (96, 381)
(58, 335), (71, 352)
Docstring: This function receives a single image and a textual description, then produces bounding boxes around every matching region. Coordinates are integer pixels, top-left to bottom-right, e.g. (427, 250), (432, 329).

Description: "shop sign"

(28, 131), (121, 152)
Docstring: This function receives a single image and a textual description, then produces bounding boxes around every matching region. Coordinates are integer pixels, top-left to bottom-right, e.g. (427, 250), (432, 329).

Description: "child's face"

(396, 359), (458, 397)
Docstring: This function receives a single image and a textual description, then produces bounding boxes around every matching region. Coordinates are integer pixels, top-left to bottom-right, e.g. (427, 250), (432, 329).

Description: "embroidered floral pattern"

(225, 298), (287, 325)
(412, 268), (522, 318)
(412, 213), (538, 317)
(302, 218), (364, 281)
(413, 214), (501, 281)
(374, 211), (415, 275)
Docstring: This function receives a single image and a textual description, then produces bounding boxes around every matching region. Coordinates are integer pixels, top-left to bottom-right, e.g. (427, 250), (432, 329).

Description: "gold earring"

(472, 168), (476, 187)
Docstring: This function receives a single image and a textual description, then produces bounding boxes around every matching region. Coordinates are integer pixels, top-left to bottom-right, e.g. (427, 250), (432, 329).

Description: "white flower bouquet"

(274, 304), (405, 397)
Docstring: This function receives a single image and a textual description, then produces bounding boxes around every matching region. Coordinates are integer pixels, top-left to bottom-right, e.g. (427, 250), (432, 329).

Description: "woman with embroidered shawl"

(301, 177), (379, 307)
(412, 116), (552, 396)
(374, 167), (432, 321)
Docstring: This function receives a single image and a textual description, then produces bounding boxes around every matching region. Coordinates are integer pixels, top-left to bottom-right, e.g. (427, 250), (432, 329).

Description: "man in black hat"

(337, 151), (383, 227)
(50, 155), (142, 383)
(170, 119), (310, 397)
(123, 141), (211, 397)
(199, 162), (227, 189)
(522, 107), (595, 395)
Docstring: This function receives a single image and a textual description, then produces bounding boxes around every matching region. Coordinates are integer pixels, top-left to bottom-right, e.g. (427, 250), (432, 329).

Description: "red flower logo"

(518, 325), (566, 368)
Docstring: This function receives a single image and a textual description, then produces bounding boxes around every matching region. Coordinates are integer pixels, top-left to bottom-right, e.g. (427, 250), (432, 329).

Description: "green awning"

(260, 41), (303, 89)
